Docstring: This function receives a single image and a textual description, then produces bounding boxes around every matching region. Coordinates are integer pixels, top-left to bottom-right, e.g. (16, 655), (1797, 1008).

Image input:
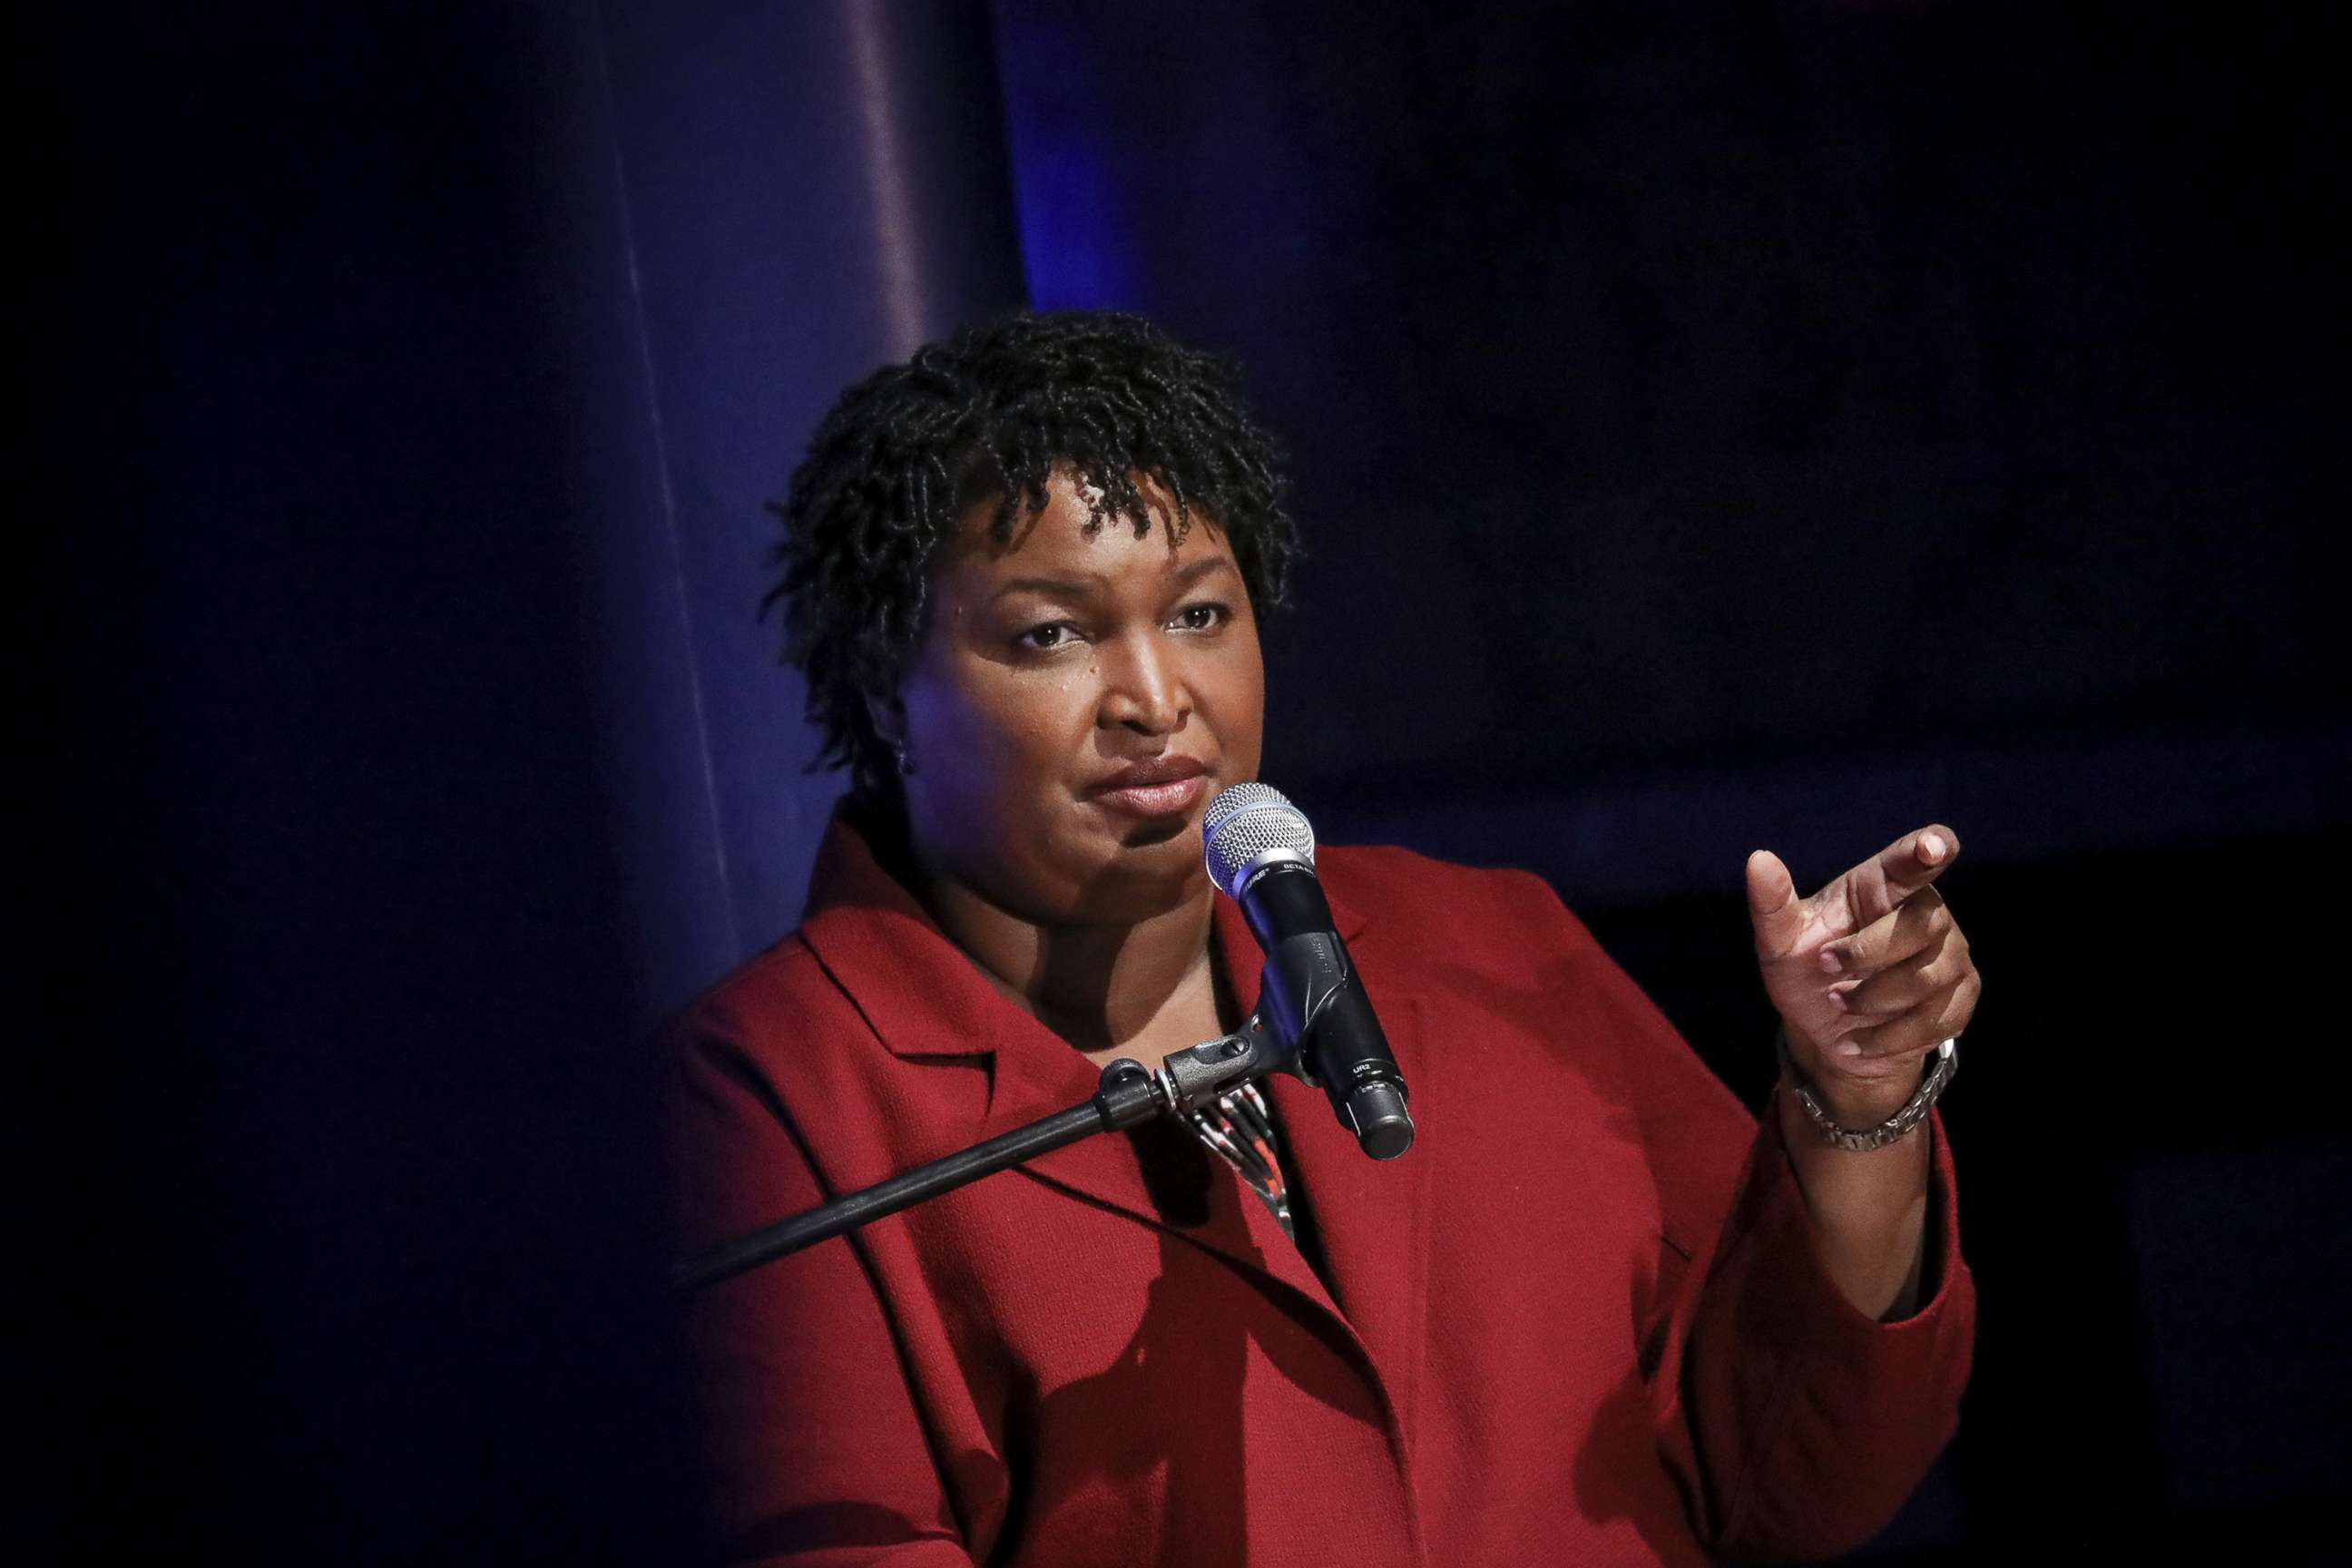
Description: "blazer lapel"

(797, 808), (1353, 1320)
(968, 983), (1347, 1320)
(1216, 889), (1435, 1431)
(1260, 1003), (1432, 1429)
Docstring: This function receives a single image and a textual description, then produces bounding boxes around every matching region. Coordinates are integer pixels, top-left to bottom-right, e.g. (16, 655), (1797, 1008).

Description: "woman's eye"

(1171, 603), (1230, 632)
(1014, 622), (1073, 651)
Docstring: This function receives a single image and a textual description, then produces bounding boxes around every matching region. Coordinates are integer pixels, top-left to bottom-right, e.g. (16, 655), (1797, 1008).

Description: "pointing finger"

(1840, 824), (1962, 927)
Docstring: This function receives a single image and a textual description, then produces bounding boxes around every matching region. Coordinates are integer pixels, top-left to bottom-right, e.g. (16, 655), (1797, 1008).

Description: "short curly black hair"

(762, 309), (1301, 797)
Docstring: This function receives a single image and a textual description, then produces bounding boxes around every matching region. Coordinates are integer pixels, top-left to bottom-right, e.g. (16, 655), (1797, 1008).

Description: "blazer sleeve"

(667, 1003), (980, 1567)
(1548, 891), (1976, 1563)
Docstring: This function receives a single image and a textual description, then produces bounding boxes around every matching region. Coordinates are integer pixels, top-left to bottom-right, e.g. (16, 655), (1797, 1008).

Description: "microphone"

(1202, 783), (1414, 1160)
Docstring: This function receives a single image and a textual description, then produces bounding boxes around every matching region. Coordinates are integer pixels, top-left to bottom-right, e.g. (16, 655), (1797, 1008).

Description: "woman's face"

(895, 467), (1266, 926)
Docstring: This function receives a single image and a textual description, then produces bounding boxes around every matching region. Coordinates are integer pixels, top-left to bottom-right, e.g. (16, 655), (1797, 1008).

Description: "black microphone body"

(1232, 858), (1416, 1161)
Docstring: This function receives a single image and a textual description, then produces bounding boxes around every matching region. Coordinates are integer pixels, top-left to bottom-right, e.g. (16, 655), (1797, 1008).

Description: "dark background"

(27, 1), (2346, 1562)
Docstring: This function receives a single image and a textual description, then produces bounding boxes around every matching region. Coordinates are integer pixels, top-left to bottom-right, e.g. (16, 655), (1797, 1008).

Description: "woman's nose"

(1097, 634), (1188, 735)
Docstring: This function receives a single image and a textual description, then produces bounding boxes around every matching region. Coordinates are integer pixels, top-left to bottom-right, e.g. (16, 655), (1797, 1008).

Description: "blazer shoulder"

(1317, 841), (1600, 953)
(659, 930), (842, 1062)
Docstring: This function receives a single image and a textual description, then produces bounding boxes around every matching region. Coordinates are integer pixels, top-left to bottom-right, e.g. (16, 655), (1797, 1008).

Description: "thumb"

(1744, 848), (1806, 959)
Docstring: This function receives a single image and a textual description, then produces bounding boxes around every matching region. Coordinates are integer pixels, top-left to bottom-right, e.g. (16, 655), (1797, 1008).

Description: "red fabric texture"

(667, 809), (1975, 1565)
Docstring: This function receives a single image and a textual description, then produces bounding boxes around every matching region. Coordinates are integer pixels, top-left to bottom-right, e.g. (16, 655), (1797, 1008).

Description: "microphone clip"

(1137, 1013), (1299, 1119)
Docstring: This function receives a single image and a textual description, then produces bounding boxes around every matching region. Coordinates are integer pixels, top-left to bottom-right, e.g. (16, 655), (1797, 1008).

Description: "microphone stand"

(672, 1014), (1293, 1293)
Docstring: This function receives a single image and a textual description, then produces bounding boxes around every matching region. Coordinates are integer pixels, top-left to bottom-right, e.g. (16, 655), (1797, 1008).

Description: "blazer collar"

(795, 803), (1425, 1424)
(796, 800), (1371, 1080)
(795, 803), (1034, 1071)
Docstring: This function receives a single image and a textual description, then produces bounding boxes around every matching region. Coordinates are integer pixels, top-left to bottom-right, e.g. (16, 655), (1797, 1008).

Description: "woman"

(668, 311), (1979, 1566)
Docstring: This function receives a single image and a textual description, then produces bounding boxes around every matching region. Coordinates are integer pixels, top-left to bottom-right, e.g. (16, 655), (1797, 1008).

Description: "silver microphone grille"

(1202, 781), (1316, 899)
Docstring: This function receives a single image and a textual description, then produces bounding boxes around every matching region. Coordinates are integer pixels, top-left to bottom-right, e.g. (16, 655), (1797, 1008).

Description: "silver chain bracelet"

(1775, 1025), (1959, 1152)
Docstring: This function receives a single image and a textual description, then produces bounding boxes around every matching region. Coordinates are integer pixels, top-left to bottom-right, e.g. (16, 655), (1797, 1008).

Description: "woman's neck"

(919, 869), (1230, 1065)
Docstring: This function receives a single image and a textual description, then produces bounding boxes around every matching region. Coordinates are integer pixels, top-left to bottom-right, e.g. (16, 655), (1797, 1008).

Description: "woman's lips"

(1092, 773), (1210, 818)
(1088, 754), (1210, 818)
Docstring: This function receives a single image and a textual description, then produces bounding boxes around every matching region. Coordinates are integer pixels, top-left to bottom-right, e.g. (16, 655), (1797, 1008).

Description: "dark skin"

(1746, 833), (1981, 1318)
(889, 467), (1263, 1070)
(885, 464), (1980, 1321)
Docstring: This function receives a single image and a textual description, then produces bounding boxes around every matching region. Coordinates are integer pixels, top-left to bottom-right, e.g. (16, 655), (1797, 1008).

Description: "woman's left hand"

(1742, 825), (1981, 1123)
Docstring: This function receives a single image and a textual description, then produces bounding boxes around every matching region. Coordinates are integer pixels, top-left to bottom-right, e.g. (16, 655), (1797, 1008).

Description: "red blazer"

(667, 809), (1975, 1566)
